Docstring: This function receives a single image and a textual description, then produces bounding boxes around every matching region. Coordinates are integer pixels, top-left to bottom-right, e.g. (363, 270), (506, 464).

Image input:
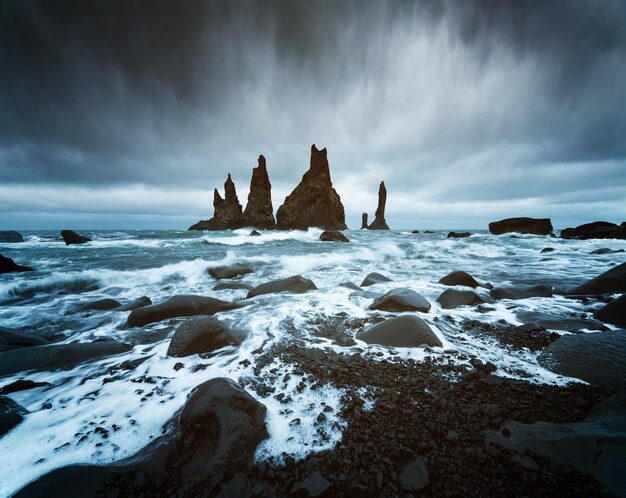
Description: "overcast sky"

(1, 0), (626, 230)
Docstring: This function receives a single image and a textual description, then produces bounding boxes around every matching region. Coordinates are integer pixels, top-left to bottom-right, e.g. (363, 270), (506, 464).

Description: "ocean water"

(0, 228), (624, 496)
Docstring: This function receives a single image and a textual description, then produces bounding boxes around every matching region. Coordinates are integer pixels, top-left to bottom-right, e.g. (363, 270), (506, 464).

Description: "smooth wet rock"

(489, 217), (553, 235)
(590, 247), (624, 255)
(213, 282), (253, 291)
(358, 315), (442, 348)
(594, 294), (626, 327)
(247, 275), (316, 298)
(561, 221), (626, 240)
(0, 342), (132, 377)
(0, 231), (24, 243)
(361, 213), (368, 229)
(114, 296), (152, 312)
(0, 379), (50, 395)
(538, 329), (626, 389)
(360, 272), (392, 287)
(208, 263), (254, 279)
(569, 261), (626, 295)
(293, 471), (330, 496)
(516, 311), (607, 332)
(60, 230), (91, 245)
(490, 284), (553, 300)
(540, 247), (555, 253)
(0, 396), (27, 437)
(447, 231), (471, 238)
(319, 230), (349, 242)
(438, 270), (491, 289)
(72, 298), (121, 313)
(0, 254), (33, 274)
(249, 230), (261, 236)
(398, 456), (429, 491)
(411, 230), (420, 234)
(0, 326), (49, 349)
(126, 295), (243, 327)
(339, 281), (361, 291)
(437, 289), (493, 309)
(167, 317), (244, 357)
(276, 145), (347, 230)
(369, 288), (431, 313)
(241, 155), (276, 229)
(368, 181), (390, 230)
(14, 378), (268, 497)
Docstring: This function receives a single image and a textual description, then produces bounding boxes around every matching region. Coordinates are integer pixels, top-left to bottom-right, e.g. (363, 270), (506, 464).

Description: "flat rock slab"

(358, 315), (442, 348)
(247, 275), (316, 298)
(438, 270), (491, 289)
(569, 261), (626, 295)
(0, 342), (132, 377)
(490, 284), (553, 300)
(167, 316), (244, 357)
(594, 294), (626, 327)
(489, 217), (553, 235)
(360, 272), (392, 287)
(369, 288), (431, 313)
(437, 289), (493, 309)
(126, 295), (243, 327)
(516, 311), (607, 332)
(538, 329), (626, 389)
(208, 264), (254, 280)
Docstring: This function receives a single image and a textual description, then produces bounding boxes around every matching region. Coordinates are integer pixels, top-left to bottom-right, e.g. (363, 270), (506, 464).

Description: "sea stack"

(368, 181), (390, 230)
(276, 145), (347, 230)
(189, 174), (243, 230)
(241, 155), (275, 229)
(361, 213), (368, 229)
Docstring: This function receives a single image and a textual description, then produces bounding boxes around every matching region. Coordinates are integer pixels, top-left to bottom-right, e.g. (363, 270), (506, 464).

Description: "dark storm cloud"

(0, 0), (625, 227)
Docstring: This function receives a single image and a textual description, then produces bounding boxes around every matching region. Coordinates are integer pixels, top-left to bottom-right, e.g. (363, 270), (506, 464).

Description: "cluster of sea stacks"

(188, 145), (389, 232)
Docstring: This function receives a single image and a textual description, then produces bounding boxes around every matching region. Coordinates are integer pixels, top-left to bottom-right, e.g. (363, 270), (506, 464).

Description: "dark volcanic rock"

(0, 231), (24, 243)
(398, 456), (429, 491)
(115, 296), (152, 312)
(60, 230), (91, 245)
(0, 326), (49, 349)
(368, 181), (390, 230)
(561, 221), (626, 240)
(72, 298), (122, 313)
(167, 317), (244, 357)
(361, 213), (368, 229)
(247, 275), (317, 298)
(412, 230), (420, 234)
(590, 247), (625, 255)
(126, 295), (243, 327)
(293, 471), (331, 496)
(360, 272), (392, 287)
(208, 263), (254, 279)
(276, 145), (347, 230)
(540, 247), (555, 253)
(437, 289), (493, 309)
(241, 155), (276, 229)
(358, 315), (442, 347)
(569, 261), (626, 295)
(516, 311), (607, 332)
(493, 323), (560, 351)
(594, 294), (626, 327)
(0, 396), (27, 437)
(0, 342), (132, 377)
(189, 174), (243, 230)
(438, 270), (491, 289)
(447, 231), (471, 238)
(369, 288), (431, 313)
(213, 282), (253, 291)
(0, 254), (33, 274)
(249, 230), (261, 236)
(490, 284), (553, 300)
(319, 230), (350, 242)
(488, 217), (553, 235)
(0, 380), (50, 395)
(15, 378), (268, 498)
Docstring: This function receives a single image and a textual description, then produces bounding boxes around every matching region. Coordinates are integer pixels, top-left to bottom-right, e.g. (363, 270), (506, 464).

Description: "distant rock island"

(366, 181), (390, 230)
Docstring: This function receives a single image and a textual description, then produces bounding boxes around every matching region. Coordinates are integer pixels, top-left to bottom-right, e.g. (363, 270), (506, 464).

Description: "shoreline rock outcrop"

(241, 155), (276, 229)
(560, 221), (626, 240)
(368, 181), (390, 230)
(489, 217), (553, 235)
(276, 145), (347, 230)
(0, 231), (24, 243)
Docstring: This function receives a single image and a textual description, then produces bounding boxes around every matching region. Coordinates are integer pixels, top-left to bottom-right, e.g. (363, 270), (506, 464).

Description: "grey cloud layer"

(1, 0), (625, 225)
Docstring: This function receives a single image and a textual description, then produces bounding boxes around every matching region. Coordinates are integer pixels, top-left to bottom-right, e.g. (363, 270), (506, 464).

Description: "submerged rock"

(361, 213), (368, 229)
(561, 221), (626, 240)
(167, 317), (244, 357)
(0, 326), (49, 350)
(360, 272), (392, 287)
(114, 296), (152, 312)
(540, 247), (555, 253)
(368, 181), (390, 230)
(447, 231), (471, 238)
(71, 298), (121, 313)
(490, 284), (553, 300)
(0, 396), (27, 437)
(358, 315), (442, 348)
(60, 230), (91, 245)
(0, 231), (24, 243)
(126, 295), (243, 327)
(208, 263), (254, 279)
(569, 261), (626, 295)
(437, 289), (492, 309)
(594, 294), (626, 327)
(276, 145), (347, 230)
(241, 155), (276, 229)
(0, 254), (33, 274)
(590, 247), (624, 255)
(488, 217), (553, 236)
(369, 288), (431, 313)
(438, 270), (491, 289)
(319, 230), (349, 242)
(247, 275), (317, 298)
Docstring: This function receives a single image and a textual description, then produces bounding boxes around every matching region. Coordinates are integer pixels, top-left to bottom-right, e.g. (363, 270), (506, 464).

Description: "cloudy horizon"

(2, 0), (626, 230)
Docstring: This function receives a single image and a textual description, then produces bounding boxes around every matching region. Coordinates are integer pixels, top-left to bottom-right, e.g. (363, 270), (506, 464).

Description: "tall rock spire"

(242, 155), (276, 229)
(188, 174), (243, 230)
(368, 181), (390, 230)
